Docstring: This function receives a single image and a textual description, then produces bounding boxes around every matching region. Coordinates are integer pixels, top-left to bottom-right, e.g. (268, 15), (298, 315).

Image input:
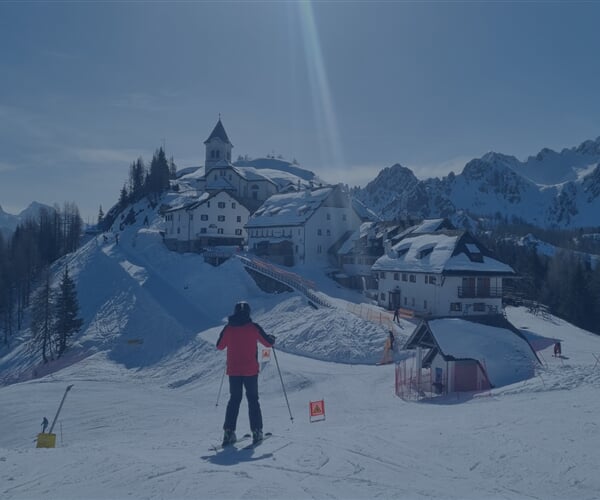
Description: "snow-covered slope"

(1, 200), (600, 499)
(1, 304), (599, 499)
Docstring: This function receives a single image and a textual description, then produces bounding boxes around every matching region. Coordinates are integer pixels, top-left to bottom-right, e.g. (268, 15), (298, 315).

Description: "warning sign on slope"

(309, 399), (325, 422)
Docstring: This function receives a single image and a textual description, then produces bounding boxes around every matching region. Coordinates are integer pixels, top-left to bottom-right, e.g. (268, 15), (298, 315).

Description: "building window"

(473, 302), (486, 312)
(342, 214), (347, 221)
(235, 229), (242, 235)
(218, 202), (226, 209)
(200, 228), (207, 234)
(207, 201), (210, 208)
(326, 229), (331, 236)
(327, 213), (331, 221)
(380, 272), (386, 279)
(201, 215), (208, 221)
(450, 302), (462, 312)
(394, 273), (399, 281)
(232, 202), (236, 209)
(218, 215), (225, 222)
(217, 228), (224, 234)
(317, 229), (322, 236)
(317, 245), (322, 254)
(428, 276), (437, 285)
(237, 216), (242, 223)
(380, 292), (386, 301)
(402, 273), (407, 282)
(424, 300), (428, 309)
(177, 228), (180, 234)
(404, 297), (408, 305)
(409, 274), (416, 283)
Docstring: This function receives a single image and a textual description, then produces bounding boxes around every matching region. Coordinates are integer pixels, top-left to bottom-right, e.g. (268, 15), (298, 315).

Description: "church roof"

(204, 119), (232, 145)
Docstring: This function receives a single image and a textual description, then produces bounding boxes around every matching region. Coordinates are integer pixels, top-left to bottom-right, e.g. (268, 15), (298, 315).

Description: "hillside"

(1, 200), (600, 498)
(355, 137), (600, 228)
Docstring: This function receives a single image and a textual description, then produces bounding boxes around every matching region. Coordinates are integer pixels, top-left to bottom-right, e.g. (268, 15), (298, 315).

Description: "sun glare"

(297, 2), (346, 176)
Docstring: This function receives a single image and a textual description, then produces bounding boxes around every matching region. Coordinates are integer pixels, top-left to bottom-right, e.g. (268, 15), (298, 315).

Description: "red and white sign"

(309, 399), (325, 422)
(261, 348), (271, 361)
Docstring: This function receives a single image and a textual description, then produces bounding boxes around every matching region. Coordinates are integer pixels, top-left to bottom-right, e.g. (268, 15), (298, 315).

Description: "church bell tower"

(204, 117), (233, 174)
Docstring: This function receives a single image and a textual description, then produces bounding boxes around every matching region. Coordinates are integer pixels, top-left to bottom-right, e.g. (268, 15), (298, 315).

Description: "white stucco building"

(163, 190), (251, 251)
(372, 227), (515, 317)
(245, 184), (363, 266)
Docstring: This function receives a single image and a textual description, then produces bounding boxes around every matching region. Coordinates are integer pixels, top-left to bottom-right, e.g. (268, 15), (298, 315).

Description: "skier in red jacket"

(217, 301), (275, 446)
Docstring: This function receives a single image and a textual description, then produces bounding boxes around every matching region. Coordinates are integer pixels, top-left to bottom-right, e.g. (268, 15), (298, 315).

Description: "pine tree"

(30, 269), (55, 363)
(129, 157), (147, 201)
(169, 156), (177, 180)
(147, 147), (170, 196)
(54, 266), (83, 358)
(97, 205), (104, 227)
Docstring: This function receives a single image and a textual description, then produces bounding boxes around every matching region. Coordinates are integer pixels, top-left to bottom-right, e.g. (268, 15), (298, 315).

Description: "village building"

(397, 315), (539, 397)
(163, 190), (251, 252)
(372, 223), (515, 317)
(193, 119), (279, 206)
(245, 184), (363, 266)
(334, 219), (430, 290)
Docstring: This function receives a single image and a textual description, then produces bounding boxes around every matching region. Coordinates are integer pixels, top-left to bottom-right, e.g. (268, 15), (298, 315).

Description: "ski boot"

(251, 429), (263, 445)
(221, 429), (237, 447)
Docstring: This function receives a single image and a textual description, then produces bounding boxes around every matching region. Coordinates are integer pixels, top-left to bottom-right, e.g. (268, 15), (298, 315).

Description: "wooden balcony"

(457, 286), (502, 299)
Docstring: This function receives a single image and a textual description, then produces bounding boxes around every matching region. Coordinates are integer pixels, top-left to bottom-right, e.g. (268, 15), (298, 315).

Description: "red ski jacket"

(216, 316), (274, 376)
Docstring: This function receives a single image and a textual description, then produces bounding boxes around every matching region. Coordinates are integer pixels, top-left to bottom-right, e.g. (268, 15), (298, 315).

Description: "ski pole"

(215, 364), (226, 407)
(272, 347), (294, 422)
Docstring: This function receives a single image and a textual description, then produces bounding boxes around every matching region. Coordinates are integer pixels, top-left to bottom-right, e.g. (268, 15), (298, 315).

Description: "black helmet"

(234, 301), (250, 316)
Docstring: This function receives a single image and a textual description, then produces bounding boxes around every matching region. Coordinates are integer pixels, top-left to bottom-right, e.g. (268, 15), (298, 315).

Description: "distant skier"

(216, 301), (275, 447)
(554, 342), (562, 357)
(393, 307), (400, 323)
(389, 330), (395, 353)
(41, 417), (48, 434)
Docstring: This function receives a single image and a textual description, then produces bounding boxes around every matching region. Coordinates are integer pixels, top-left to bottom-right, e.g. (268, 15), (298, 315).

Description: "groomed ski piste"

(1, 200), (600, 500)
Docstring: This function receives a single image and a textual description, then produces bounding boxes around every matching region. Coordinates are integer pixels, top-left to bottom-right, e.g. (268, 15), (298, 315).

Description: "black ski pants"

(223, 375), (263, 432)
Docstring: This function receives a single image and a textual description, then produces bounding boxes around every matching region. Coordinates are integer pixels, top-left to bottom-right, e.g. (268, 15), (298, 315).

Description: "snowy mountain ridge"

(0, 202), (54, 238)
(356, 136), (600, 228)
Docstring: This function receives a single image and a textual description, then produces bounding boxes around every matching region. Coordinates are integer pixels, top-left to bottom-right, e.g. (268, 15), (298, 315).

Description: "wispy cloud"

(111, 91), (180, 112)
(69, 147), (141, 166)
(0, 161), (17, 173)
(41, 48), (79, 60)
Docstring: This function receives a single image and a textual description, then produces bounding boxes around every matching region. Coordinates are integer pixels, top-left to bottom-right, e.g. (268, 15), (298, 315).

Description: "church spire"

(204, 117), (233, 171)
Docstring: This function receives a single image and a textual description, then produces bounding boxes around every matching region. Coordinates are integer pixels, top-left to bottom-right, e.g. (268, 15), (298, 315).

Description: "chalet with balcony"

(372, 227), (515, 317)
(335, 218), (453, 290)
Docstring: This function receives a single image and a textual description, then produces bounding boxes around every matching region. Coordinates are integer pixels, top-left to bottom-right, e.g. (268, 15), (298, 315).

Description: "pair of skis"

(209, 432), (272, 452)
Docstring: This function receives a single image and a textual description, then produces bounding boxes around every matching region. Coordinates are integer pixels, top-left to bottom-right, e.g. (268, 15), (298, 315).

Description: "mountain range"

(0, 202), (54, 239)
(354, 136), (600, 228)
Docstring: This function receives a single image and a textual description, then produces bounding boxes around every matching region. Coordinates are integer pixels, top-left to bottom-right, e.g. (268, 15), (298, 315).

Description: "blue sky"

(1, 1), (600, 222)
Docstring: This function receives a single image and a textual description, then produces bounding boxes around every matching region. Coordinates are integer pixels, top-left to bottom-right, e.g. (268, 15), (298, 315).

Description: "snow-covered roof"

(412, 218), (448, 234)
(246, 186), (335, 228)
(205, 176), (236, 191)
(426, 318), (538, 387)
(373, 231), (515, 275)
(338, 222), (376, 255)
(162, 190), (251, 214)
